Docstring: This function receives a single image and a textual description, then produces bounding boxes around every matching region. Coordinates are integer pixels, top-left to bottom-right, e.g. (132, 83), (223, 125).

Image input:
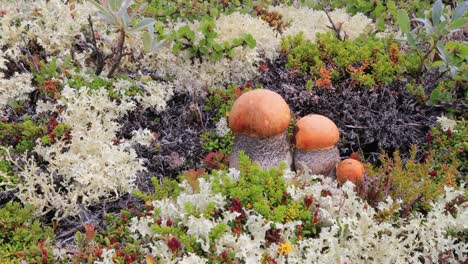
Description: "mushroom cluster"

(227, 88), (365, 183)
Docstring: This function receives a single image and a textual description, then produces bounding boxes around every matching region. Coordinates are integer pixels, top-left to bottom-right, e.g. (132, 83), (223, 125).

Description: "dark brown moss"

(259, 55), (442, 163)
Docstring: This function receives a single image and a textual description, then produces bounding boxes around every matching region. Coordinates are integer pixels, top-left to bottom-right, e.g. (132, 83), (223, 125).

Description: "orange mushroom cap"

(294, 114), (339, 150)
(336, 159), (365, 184)
(229, 89), (291, 137)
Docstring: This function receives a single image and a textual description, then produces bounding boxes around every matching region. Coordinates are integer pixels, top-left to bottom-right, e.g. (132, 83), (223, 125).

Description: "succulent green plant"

(89, 0), (164, 77)
(396, 0), (467, 80)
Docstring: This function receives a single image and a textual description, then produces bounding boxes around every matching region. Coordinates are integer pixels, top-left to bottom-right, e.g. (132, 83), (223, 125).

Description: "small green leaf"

(231, 38), (243, 46)
(450, 17), (468, 29)
(227, 49), (235, 58)
(431, 60), (445, 68)
(131, 17), (156, 32)
(142, 32), (152, 53)
(244, 34), (256, 49)
(396, 9), (411, 34)
(376, 17), (385, 31)
(213, 43), (223, 52)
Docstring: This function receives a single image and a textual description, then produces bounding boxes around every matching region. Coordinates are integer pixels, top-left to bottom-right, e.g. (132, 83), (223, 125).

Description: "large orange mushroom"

(228, 89), (292, 169)
(336, 158), (365, 184)
(294, 114), (340, 177)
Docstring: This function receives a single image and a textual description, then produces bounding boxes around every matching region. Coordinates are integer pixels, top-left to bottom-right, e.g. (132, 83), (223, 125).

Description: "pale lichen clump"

(1, 86), (146, 219)
(0, 73), (34, 107)
(124, 166), (467, 263)
(215, 12), (281, 61)
(155, 47), (259, 94)
(0, 0), (99, 59)
(271, 6), (374, 42)
(153, 12), (281, 94)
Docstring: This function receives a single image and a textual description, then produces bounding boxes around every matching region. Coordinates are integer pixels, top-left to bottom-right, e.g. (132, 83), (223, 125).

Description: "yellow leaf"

(146, 255), (158, 264)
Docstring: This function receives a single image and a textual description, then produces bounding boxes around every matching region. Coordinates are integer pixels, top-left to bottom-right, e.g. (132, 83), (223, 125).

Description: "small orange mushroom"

(228, 89), (292, 169)
(336, 159), (365, 184)
(294, 114), (341, 177)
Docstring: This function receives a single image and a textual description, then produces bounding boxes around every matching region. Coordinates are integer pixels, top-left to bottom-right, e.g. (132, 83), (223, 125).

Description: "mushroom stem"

(294, 146), (340, 177)
(229, 131), (292, 170)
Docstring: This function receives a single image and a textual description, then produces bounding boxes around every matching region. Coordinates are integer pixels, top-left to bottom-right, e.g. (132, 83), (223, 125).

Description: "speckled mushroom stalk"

(294, 114), (341, 177)
(228, 89), (292, 170)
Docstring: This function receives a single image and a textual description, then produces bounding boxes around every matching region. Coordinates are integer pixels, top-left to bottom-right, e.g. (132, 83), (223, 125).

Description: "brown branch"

(88, 15), (104, 76)
(107, 28), (126, 78)
(317, 0), (344, 41)
(20, 35), (39, 73)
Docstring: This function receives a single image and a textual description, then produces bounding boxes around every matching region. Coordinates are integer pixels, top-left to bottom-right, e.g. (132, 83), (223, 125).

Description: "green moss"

(0, 118), (47, 153)
(67, 74), (142, 100)
(0, 202), (55, 264)
(208, 223), (228, 241)
(211, 152), (311, 223)
(365, 145), (459, 214)
(427, 119), (467, 178)
(281, 32), (322, 74)
(132, 176), (180, 202)
(0, 160), (18, 188)
(200, 131), (234, 155)
(281, 32), (406, 88)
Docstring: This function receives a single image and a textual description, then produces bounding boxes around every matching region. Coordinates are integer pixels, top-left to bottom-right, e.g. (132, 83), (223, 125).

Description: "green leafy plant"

(201, 83), (259, 157)
(34, 58), (59, 85)
(132, 176), (181, 202)
(396, 0), (467, 83)
(90, 0), (163, 77)
(0, 202), (55, 263)
(170, 19), (256, 62)
(0, 116), (71, 155)
(143, 0), (263, 23)
(0, 159), (19, 190)
(67, 75), (142, 99)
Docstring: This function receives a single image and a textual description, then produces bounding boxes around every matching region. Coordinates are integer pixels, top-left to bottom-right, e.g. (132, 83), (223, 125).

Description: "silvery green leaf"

(131, 18), (156, 32)
(449, 65), (458, 77)
(89, 0), (115, 24)
(432, 0), (443, 25)
(110, 0), (123, 12)
(413, 18), (432, 32)
(453, 1), (467, 20)
(151, 39), (166, 52)
(137, 2), (148, 13)
(142, 31), (152, 53)
(118, 0), (135, 19)
(396, 9), (410, 34)
(120, 11), (131, 28)
(436, 42), (448, 63)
